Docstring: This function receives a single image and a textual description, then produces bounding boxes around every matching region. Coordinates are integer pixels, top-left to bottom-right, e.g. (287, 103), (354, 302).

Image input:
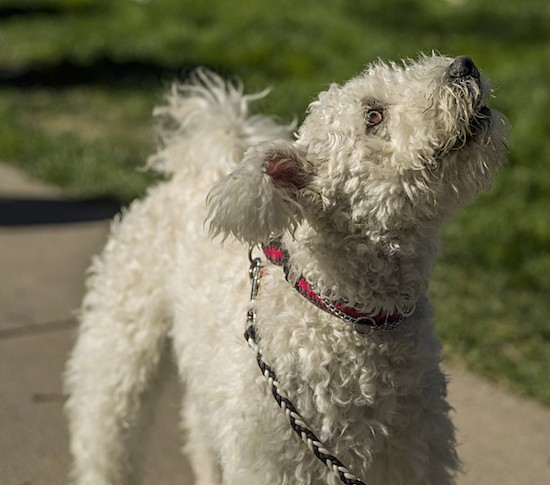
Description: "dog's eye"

(364, 109), (384, 127)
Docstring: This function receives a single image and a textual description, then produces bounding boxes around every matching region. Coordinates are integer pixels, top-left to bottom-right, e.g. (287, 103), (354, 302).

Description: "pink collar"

(262, 240), (406, 333)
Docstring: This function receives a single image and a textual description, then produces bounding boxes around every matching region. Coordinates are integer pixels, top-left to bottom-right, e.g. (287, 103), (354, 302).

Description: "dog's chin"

(434, 105), (491, 160)
(469, 105), (492, 136)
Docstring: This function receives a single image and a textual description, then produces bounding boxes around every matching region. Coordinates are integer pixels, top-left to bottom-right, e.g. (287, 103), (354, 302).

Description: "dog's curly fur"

(65, 54), (508, 485)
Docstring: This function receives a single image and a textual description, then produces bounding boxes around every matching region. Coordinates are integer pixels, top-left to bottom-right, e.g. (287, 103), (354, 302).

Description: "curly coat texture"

(65, 55), (508, 485)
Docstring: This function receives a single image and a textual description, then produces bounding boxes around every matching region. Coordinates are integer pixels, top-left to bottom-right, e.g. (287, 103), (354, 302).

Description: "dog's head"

(208, 54), (508, 244)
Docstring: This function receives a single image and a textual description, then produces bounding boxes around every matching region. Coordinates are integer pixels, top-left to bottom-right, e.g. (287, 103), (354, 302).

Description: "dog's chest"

(253, 272), (428, 448)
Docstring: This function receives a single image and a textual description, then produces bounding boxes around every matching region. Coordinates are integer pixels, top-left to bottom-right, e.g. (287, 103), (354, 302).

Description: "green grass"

(0, 0), (549, 404)
(0, 86), (158, 200)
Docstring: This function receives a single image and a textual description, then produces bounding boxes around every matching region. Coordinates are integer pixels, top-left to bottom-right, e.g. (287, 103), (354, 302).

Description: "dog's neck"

(282, 221), (440, 315)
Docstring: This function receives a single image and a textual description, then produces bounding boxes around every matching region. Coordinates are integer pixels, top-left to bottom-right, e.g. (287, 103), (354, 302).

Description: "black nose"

(448, 55), (480, 79)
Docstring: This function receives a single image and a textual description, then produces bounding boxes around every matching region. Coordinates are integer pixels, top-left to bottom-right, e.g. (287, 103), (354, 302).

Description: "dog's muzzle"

(447, 55), (491, 136)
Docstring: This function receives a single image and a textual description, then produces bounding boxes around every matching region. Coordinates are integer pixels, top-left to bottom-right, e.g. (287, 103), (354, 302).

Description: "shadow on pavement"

(0, 197), (121, 226)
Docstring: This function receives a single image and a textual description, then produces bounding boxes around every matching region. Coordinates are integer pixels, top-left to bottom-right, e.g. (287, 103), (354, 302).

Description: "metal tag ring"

(354, 316), (376, 334)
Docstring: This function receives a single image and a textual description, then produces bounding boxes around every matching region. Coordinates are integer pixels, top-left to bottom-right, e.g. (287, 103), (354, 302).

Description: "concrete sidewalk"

(1, 163), (548, 485)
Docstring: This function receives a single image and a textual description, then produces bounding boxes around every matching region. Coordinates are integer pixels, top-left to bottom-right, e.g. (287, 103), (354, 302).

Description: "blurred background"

(0, 0), (548, 408)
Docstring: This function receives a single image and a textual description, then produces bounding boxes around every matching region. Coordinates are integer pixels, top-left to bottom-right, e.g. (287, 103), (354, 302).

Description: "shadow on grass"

(0, 197), (121, 226)
(0, 0), (98, 20)
(0, 5), (70, 20)
(0, 56), (200, 89)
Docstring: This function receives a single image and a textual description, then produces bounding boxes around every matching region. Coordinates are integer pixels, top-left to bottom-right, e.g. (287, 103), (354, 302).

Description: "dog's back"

(64, 70), (292, 485)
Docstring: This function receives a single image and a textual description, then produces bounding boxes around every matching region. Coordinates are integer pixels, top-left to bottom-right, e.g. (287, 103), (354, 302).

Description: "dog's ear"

(206, 140), (312, 244)
(264, 144), (311, 191)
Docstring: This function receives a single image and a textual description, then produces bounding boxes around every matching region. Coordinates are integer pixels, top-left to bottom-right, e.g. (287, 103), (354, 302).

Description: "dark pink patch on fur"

(263, 245), (286, 264)
(262, 239), (404, 329)
(265, 151), (310, 190)
(296, 279), (402, 324)
(296, 277), (325, 306)
(296, 278), (357, 315)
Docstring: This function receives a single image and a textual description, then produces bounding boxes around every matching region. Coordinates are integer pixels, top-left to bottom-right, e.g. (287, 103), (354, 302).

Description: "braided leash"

(245, 249), (367, 485)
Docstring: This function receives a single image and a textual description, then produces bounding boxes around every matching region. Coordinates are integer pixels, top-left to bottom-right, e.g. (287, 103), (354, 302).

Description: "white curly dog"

(65, 54), (508, 485)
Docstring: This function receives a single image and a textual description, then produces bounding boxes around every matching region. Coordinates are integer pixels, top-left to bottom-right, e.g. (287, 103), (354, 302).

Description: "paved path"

(1, 163), (548, 484)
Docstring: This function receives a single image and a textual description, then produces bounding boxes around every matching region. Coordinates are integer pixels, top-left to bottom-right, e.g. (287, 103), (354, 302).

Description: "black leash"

(245, 249), (367, 485)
